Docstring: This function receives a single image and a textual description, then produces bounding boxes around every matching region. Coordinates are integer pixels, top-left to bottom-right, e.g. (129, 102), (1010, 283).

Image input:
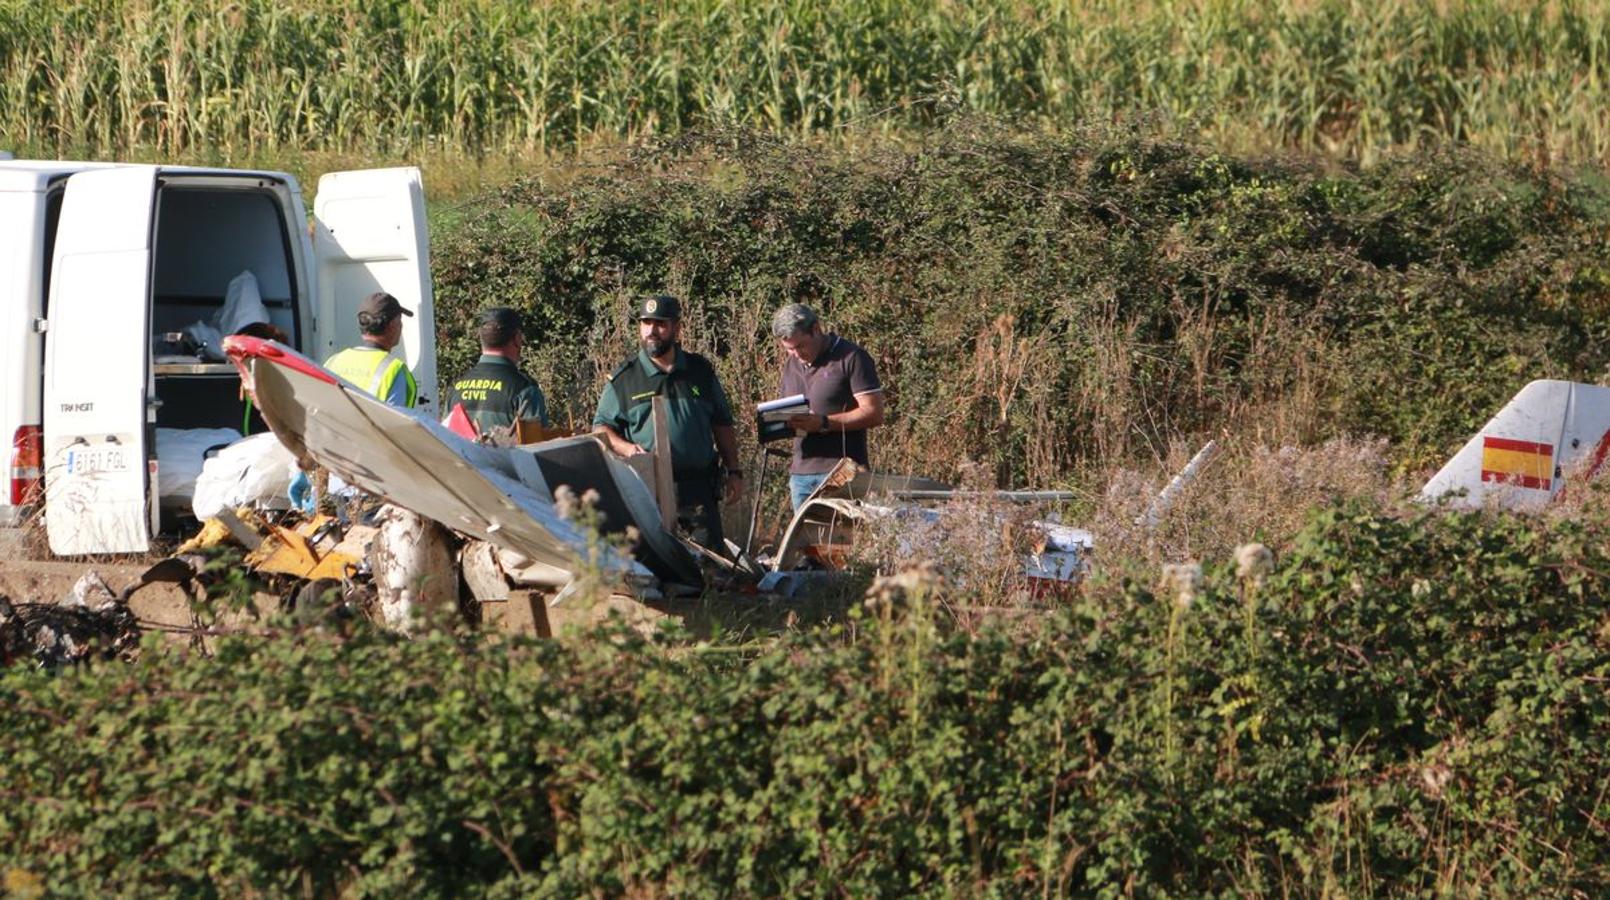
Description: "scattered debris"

(0, 337), (1302, 652)
(769, 459), (1093, 591)
(224, 335), (667, 588)
(0, 589), (140, 669)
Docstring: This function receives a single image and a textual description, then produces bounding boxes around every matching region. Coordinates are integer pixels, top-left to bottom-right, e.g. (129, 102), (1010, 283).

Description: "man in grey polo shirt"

(772, 303), (886, 509)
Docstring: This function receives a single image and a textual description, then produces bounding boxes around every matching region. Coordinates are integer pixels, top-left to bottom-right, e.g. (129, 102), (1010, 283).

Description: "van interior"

(146, 183), (302, 517)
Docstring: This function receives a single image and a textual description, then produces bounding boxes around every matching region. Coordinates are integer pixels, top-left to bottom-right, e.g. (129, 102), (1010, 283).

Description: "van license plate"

(66, 448), (130, 475)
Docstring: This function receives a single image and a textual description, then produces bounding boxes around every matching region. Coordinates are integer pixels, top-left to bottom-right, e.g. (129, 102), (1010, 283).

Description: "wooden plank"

(546, 591), (673, 637)
(515, 420), (576, 445)
(651, 395), (676, 532)
(621, 454), (656, 497)
(521, 591), (553, 638)
(481, 590), (552, 638)
(212, 507), (264, 551)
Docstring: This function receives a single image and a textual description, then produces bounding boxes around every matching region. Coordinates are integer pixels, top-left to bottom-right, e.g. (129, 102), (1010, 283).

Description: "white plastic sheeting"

(191, 432), (298, 519)
(218, 270), (271, 336)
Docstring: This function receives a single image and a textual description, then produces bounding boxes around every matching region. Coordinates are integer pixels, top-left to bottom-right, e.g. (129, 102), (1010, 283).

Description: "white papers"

(757, 393), (809, 423)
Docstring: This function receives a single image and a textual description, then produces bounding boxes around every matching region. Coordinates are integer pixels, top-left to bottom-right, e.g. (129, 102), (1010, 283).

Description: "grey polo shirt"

(779, 335), (882, 475)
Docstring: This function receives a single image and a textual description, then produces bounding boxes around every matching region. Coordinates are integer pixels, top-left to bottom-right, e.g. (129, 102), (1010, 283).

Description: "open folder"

(756, 394), (809, 443)
(757, 394), (809, 422)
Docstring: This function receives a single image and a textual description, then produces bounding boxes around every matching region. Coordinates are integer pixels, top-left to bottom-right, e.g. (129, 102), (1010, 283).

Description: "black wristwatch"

(819, 414), (830, 432)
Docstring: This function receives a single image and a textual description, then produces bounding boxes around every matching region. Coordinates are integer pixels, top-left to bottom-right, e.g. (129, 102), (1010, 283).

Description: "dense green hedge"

(430, 124), (1610, 484)
(4, 502), (1607, 894)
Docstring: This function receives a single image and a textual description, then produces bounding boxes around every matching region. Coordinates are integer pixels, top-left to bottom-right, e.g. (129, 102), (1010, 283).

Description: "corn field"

(4, 0), (1610, 163)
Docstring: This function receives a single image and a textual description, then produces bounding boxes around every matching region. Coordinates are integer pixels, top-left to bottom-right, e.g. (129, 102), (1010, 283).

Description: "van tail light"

(10, 425), (42, 506)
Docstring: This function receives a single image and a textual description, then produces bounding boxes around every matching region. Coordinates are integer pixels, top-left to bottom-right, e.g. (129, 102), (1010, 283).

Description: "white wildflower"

(864, 560), (941, 610)
(1161, 562), (1203, 610)
(1419, 764), (1452, 798)
(1234, 543), (1274, 584)
(553, 484), (577, 521)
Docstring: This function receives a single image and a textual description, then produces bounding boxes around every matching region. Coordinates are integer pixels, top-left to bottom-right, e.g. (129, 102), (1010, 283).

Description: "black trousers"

(674, 475), (726, 557)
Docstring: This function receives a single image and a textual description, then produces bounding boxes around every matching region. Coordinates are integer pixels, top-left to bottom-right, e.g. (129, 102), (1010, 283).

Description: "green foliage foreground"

(4, 503), (1607, 894)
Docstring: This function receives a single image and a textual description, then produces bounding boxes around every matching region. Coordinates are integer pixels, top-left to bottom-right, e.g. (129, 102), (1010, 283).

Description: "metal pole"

(884, 489), (1081, 503)
(1136, 439), (1221, 531)
(743, 446), (772, 558)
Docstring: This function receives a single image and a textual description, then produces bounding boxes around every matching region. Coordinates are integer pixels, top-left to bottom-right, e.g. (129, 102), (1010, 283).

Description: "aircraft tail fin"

(1419, 379), (1610, 509)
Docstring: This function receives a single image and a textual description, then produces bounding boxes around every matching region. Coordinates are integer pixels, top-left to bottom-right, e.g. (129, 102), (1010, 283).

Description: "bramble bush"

(4, 501), (1607, 894)
(430, 122), (1610, 500)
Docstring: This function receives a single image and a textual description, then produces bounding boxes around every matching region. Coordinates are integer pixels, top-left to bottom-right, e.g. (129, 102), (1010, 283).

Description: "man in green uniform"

(324, 291), (418, 408)
(444, 306), (549, 439)
(593, 294), (743, 553)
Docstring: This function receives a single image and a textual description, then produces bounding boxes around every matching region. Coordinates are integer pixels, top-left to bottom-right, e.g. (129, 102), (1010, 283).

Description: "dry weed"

(1090, 436), (1403, 570)
(818, 436), (1406, 610)
(1541, 453), (1610, 528)
(12, 503), (51, 560)
(850, 463), (1062, 607)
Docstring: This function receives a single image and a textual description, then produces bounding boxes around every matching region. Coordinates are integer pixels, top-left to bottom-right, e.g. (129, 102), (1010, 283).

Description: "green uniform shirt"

(593, 347), (734, 478)
(445, 354), (549, 435)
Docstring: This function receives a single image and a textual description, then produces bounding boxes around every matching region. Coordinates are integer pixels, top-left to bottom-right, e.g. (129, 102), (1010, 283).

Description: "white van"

(0, 161), (438, 555)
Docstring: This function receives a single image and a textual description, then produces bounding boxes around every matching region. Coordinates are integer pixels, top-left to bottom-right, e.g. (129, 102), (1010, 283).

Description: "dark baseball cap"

(634, 294), (681, 321)
(478, 306), (522, 331)
(359, 291), (413, 319)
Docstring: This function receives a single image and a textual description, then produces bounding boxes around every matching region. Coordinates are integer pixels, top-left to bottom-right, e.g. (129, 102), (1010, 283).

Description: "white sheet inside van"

(155, 427), (242, 504)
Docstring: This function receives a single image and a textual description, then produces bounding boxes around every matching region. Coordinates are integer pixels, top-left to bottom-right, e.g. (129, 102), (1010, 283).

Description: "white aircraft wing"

(222, 336), (650, 583)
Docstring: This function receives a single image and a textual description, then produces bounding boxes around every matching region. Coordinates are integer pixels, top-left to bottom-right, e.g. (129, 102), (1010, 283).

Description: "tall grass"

(4, 0), (1610, 165)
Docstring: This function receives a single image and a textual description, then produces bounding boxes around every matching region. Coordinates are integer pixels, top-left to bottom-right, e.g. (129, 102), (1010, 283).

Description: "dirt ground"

(0, 529), (851, 645)
(0, 530), (250, 632)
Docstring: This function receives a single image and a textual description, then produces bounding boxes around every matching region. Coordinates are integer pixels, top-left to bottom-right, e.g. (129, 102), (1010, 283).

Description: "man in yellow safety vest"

(290, 290), (420, 515)
(324, 291), (418, 407)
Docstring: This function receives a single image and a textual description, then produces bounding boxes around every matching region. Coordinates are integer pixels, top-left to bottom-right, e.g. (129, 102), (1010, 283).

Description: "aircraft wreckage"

(10, 334), (1605, 655)
(202, 336), (1096, 634)
(0, 333), (1103, 659)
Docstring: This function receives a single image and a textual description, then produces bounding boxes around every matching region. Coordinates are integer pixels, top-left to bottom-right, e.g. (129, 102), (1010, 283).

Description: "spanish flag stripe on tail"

(1585, 429), (1610, 481)
(1482, 436), (1551, 455)
(1480, 435), (1553, 490)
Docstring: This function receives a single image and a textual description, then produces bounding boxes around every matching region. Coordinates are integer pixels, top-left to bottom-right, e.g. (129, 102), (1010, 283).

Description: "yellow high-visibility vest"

(324, 346), (418, 408)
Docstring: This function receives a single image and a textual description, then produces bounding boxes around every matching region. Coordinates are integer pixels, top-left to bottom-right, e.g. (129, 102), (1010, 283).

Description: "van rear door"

(43, 166), (158, 554)
(313, 167), (437, 412)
